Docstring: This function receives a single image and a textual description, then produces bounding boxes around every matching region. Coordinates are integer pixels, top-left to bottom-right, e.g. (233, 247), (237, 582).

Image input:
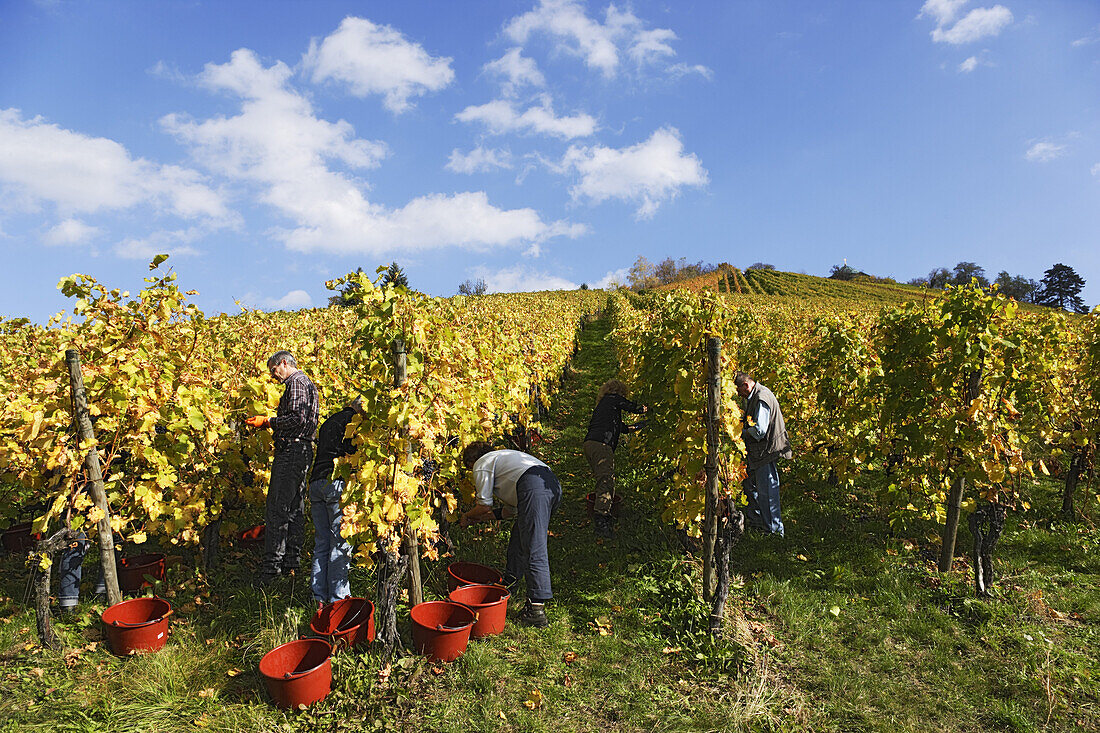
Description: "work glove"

(245, 416), (270, 428)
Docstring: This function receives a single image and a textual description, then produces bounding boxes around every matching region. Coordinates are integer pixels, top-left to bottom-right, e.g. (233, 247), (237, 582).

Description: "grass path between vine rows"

(2, 311), (1100, 732)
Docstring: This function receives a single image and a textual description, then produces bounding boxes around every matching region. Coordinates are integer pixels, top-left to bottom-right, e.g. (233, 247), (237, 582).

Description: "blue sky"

(1, 0), (1098, 321)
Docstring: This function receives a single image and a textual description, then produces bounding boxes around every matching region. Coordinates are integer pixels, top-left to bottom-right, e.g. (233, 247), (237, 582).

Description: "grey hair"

(733, 371), (753, 388)
(267, 350), (297, 370)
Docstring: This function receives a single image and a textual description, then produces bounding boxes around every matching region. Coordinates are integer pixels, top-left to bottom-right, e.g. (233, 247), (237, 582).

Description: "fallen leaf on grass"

(828, 606), (841, 618)
(563, 674), (574, 688)
(499, 712), (507, 721)
(29, 667), (45, 678)
(662, 646), (681, 655)
(193, 715), (210, 727)
(796, 554), (808, 562)
(226, 668), (242, 677)
(198, 688), (215, 698)
(523, 688), (543, 710)
(590, 617), (612, 636)
(611, 605), (623, 613)
(562, 651), (577, 664)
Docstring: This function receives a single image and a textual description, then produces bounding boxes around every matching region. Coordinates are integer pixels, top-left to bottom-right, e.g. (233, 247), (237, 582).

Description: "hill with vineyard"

(656, 265), (936, 307)
(1, 260), (1099, 732)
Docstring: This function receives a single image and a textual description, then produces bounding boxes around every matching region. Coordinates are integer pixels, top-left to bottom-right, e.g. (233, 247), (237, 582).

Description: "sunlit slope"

(656, 266), (930, 307)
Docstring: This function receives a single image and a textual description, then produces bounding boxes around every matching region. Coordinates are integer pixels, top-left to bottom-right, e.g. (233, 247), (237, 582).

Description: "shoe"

(594, 514), (614, 540)
(518, 600), (549, 629)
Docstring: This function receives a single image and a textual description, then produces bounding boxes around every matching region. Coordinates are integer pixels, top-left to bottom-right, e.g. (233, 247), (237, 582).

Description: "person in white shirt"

(459, 442), (562, 628)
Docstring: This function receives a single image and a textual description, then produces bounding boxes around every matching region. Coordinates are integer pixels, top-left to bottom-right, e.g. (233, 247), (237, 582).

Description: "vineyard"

(1, 263), (1099, 732)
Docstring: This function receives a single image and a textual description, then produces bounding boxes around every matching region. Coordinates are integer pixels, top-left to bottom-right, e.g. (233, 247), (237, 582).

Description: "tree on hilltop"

(458, 278), (488, 296)
(951, 261), (988, 288)
(1035, 263), (1088, 313)
(993, 271), (1039, 303)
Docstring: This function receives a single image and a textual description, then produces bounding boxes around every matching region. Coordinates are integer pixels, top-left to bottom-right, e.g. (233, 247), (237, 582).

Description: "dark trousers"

(505, 466), (562, 602)
(262, 441), (313, 575)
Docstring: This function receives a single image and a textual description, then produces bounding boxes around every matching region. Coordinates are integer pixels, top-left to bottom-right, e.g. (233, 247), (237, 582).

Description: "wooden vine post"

(393, 339), (423, 607)
(702, 337), (722, 602)
(938, 368), (982, 573)
(65, 349), (122, 607)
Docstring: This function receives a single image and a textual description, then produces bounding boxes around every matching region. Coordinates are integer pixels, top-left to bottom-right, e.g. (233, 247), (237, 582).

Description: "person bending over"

(459, 442), (562, 628)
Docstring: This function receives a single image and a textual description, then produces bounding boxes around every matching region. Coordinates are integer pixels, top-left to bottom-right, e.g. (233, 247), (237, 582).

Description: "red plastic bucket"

(239, 524), (265, 547)
(2, 523), (41, 553)
(259, 638), (332, 709)
(410, 601), (476, 662)
(101, 597), (173, 655)
(448, 584), (509, 638)
(117, 553), (166, 593)
(309, 598), (375, 649)
(585, 492), (624, 517)
(446, 561), (504, 592)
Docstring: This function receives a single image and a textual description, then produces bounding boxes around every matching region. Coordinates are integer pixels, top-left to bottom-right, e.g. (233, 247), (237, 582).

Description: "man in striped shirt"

(247, 350), (320, 583)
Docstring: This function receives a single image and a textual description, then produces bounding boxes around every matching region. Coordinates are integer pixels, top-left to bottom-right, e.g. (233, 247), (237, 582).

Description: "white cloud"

(446, 147), (513, 174)
(303, 17), (454, 113)
(668, 63), (713, 80)
(240, 289), (315, 311)
(926, 5), (1013, 45)
(269, 289), (313, 310)
(919, 0), (969, 27)
(594, 267), (629, 288)
(455, 97), (596, 139)
(164, 50), (575, 256)
(1025, 141), (1066, 163)
(1071, 25), (1100, 47)
(957, 54), (995, 72)
(470, 263), (578, 293)
(629, 28), (677, 65)
(503, 0), (706, 79)
(0, 108), (230, 222)
(559, 127), (707, 219)
(482, 48), (545, 96)
(1090, 163), (1100, 177)
(43, 218), (100, 246)
(114, 227), (202, 259)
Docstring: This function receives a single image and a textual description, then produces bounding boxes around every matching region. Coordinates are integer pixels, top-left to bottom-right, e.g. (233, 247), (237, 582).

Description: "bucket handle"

(436, 603), (478, 631)
(335, 605), (368, 633)
(110, 607), (173, 628)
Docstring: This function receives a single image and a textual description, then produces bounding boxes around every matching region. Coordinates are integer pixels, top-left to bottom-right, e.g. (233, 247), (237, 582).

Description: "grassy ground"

(1, 314), (1098, 732)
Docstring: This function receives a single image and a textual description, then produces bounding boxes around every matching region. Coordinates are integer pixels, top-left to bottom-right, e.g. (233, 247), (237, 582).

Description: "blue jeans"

(743, 461), (784, 536)
(309, 478), (351, 604)
(262, 441), (313, 576)
(505, 466), (562, 602)
(58, 533), (117, 607)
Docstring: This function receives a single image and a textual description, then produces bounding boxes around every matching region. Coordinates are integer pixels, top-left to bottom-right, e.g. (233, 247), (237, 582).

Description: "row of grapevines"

(0, 260), (604, 562)
(610, 280), (1100, 536)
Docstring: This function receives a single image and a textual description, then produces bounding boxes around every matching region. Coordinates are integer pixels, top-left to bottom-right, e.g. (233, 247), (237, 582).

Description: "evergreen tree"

(329, 267), (365, 307)
(382, 262), (409, 288)
(1036, 263), (1088, 313)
